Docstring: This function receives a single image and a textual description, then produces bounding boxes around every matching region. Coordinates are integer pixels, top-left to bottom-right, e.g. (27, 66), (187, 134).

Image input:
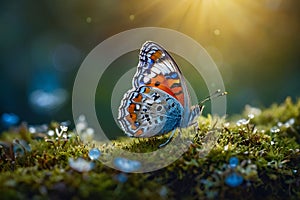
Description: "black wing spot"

(157, 105), (163, 111)
(152, 93), (160, 101)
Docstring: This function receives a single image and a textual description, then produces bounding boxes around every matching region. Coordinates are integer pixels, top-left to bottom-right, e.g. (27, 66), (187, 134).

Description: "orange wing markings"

(167, 78), (180, 86)
(134, 129), (143, 137)
(145, 74), (185, 106)
(133, 94), (142, 102)
(126, 113), (138, 130)
(174, 93), (184, 106)
(150, 50), (163, 61)
(143, 87), (151, 93)
(170, 86), (182, 95)
(127, 103), (135, 113)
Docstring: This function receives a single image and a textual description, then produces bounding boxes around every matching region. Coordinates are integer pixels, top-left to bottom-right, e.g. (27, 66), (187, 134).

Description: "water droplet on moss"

(69, 158), (94, 172)
(277, 122), (283, 127)
(114, 173), (128, 183)
(223, 122), (230, 127)
(159, 186), (168, 197)
(47, 130), (55, 136)
(284, 118), (295, 128)
(270, 126), (280, 133)
(113, 157), (141, 172)
(248, 113), (254, 119)
(224, 145), (229, 151)
(229, 157), (239, 168)
(236, 118), (250, 126)
(225, 173), (243, 187)
(88, 148), (101, 160)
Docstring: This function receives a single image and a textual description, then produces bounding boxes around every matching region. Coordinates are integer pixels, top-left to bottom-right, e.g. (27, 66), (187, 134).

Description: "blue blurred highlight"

(1, 113), (19, 127)
(225, 173), (243, 187)
(229, 157), (239, 168)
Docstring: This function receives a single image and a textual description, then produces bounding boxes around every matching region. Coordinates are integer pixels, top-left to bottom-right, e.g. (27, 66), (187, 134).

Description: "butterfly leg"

(158, 129), (176, 148)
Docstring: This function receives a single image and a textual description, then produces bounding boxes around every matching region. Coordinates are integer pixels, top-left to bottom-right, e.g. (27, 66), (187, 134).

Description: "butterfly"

(118, 41), (215, 147)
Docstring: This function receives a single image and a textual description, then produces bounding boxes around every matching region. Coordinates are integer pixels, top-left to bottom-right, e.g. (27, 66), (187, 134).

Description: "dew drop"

(248, 113), (254, 119)
(88, 148), (101, 160)
(223, 122), (230, 127)
(284, 118), (295, 128)
(114, 173), (128, 183)
(224, 145), (229, 151)
(287, 118), (295, 125)
(159, 186), (168, 197)
(69, 158), (94, 172)
(270, 126), (280, 133)
(236, 118), (250, 126)
(47, 130), (55, 136)
(229, 157), (239, 168)
(277, 122), (283, 127)
(29, 126), (36, 133)
(225, 173), (243, 187)
(113, 157), (141, 172)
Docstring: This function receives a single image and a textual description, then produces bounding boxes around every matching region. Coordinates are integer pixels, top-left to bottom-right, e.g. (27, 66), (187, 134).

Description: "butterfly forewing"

(133, 41), (191, 111)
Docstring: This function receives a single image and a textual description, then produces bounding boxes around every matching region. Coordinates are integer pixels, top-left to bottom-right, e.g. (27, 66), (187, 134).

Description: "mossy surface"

(0, 97), (299, 200)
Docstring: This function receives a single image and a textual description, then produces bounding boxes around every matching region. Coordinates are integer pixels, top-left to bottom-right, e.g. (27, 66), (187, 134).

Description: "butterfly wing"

(118, 86), (183, 137)
(133, 41), (191, 112)
(118, 41), (200, 138)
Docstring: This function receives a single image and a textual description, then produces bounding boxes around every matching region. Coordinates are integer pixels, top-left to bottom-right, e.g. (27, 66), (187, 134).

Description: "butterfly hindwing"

(118, 86), (183, 137)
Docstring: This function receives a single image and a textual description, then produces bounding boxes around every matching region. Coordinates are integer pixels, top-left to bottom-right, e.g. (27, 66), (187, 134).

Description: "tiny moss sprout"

(45, 125), (69, 148)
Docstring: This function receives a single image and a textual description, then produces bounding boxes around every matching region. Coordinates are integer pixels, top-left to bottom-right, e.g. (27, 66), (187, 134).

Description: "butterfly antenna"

(199, 89), (227, 105)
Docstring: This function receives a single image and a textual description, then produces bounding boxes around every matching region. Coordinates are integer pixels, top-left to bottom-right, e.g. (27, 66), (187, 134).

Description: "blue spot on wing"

(166, 72), (179, 79)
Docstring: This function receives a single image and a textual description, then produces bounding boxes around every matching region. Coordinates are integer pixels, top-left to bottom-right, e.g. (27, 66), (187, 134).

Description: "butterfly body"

(118, 41), (203, 141)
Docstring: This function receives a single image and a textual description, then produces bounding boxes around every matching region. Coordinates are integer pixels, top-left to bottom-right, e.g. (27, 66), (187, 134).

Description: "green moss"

(0, 97), (300, 199)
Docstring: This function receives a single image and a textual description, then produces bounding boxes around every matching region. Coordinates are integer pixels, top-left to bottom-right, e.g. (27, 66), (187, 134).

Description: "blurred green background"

(1, 0), (299, 135)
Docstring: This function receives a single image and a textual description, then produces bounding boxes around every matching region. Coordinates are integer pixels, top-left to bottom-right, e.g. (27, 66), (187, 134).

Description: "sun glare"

(121, 0), (297, 68)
